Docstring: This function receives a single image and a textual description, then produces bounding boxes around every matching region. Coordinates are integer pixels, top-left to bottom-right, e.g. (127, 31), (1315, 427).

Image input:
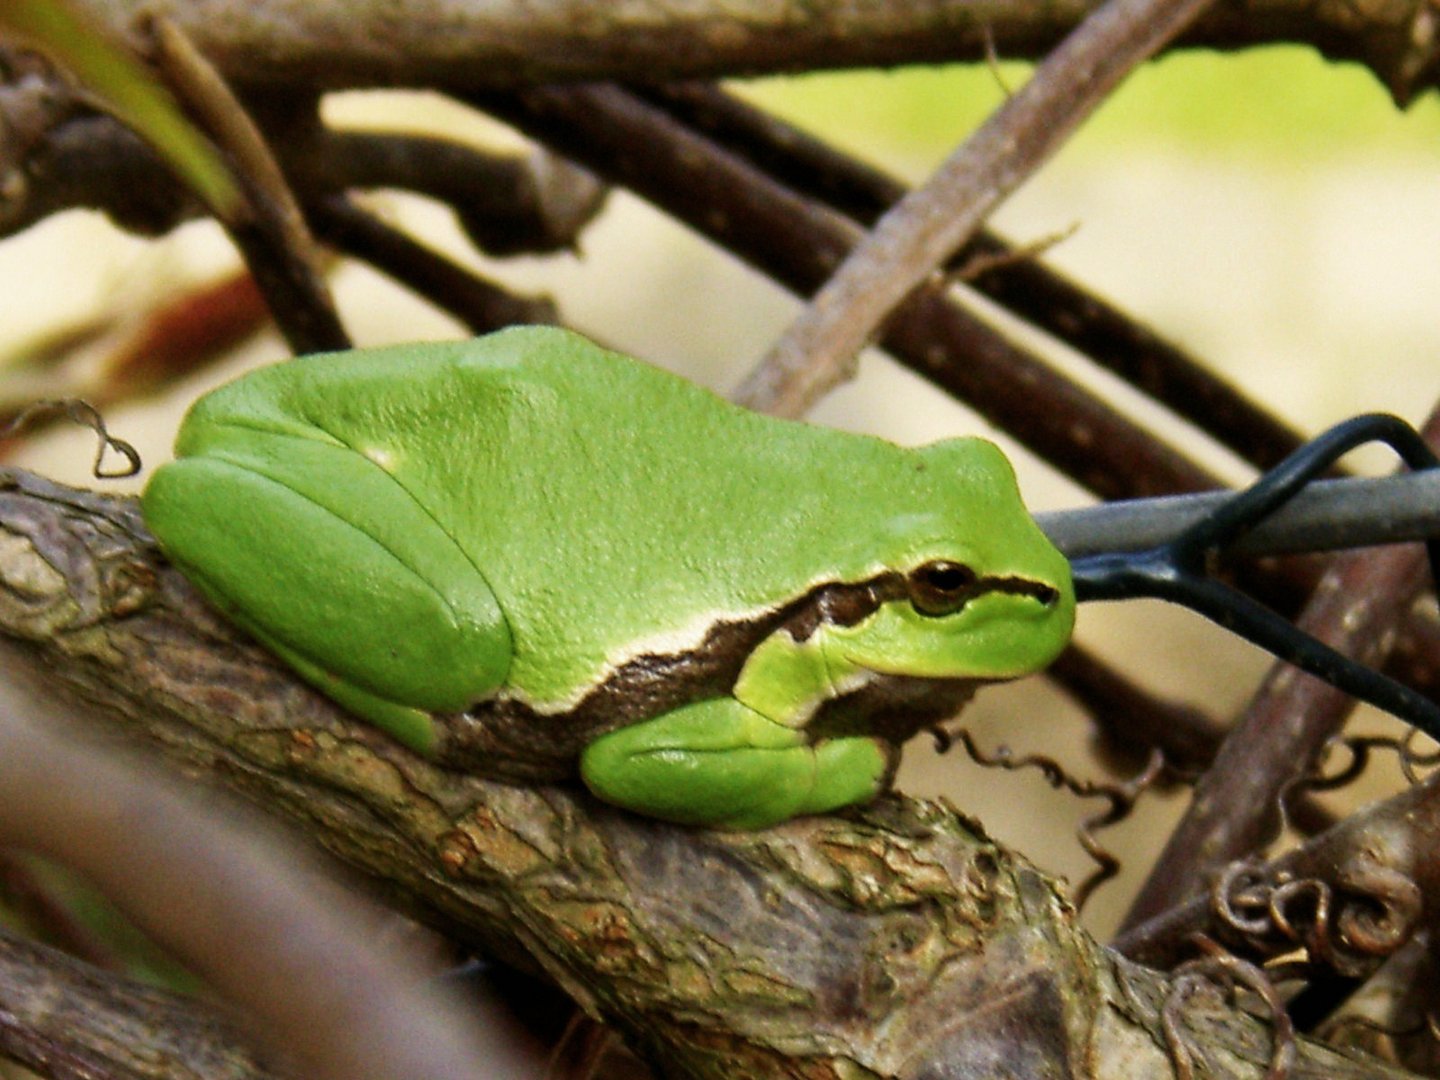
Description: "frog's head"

(823, 437), (1075, 685)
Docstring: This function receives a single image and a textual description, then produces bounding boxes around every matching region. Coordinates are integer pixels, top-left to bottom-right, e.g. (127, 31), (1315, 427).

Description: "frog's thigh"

(579, 699), (891, 829)
(143, 452), (509, 731)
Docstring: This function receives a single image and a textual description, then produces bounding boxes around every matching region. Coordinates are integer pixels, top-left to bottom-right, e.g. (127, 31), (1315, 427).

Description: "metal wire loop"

(1070, 414), (1440, 741)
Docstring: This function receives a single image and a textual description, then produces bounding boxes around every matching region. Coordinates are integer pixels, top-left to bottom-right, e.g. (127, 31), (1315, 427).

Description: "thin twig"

(0, 398), (139, 478)
(648, 82), (1311, 470)
(0, 923), (276, 1080)
(950, 730), (1165, 909)
(1164, 945), (1296, 1080)
(734, 0), (1222, 417)
(307, 132), (607, 257)
(306, 194), (559, 331)
(149, 16), (348, 353)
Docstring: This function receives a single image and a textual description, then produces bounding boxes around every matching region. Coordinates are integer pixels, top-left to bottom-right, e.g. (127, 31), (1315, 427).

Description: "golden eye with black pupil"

(907, 560), (978, 616)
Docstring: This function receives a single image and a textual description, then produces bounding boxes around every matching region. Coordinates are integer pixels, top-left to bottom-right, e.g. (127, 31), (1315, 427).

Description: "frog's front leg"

(580, 628), (893, 828)
(579, 698), (894, 829)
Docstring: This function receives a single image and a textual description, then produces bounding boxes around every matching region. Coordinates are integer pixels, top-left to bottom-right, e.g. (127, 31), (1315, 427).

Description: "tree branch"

(649, 81), (1310, 473)
(70, 0), (1440, 103)
(0, 688), (538, 1079)
(0, 924), (276, 1080)
(0, 467), (1419, 1077)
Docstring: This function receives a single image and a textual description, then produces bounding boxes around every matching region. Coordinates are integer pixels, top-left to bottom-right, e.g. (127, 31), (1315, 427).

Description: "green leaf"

(1, 0), (242, 218)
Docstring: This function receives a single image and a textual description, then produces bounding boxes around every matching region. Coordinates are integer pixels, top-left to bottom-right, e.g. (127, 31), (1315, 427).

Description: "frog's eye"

(906, 560), (977, 617)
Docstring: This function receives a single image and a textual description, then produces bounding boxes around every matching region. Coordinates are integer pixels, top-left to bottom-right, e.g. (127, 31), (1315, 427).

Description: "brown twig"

(2, 110), (544, 246)
(735, 0), (1223, 418)
(0, 923), (277, 1080)
(644, 83), (1312, 472)
(1164, 945), (1297, 1080)
(0, 398), (139, 478)
(306, 194), (559, 332)
(148, 17), (348, 353)
(300, 131), (607, 257)
(950, 730), (1165, 909)
(1048, 645), (1350, 836)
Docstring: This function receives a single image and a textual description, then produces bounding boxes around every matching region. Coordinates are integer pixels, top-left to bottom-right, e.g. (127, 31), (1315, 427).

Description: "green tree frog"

(142, 327), (1075, 829)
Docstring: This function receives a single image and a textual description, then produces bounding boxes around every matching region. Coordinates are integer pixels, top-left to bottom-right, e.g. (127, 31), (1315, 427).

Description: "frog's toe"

(792, 736), (895, 819)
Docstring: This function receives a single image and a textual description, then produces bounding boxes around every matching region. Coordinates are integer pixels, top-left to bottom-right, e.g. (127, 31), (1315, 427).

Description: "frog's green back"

(175, 327), (1058, 705)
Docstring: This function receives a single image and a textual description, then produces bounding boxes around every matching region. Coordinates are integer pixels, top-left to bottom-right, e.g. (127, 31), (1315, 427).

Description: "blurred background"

(2, 45), (1438, 938)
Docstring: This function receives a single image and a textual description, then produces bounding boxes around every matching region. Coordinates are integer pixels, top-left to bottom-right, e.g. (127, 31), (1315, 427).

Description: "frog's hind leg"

(142, 429), (511, 751)
(578, 698), (894, 829)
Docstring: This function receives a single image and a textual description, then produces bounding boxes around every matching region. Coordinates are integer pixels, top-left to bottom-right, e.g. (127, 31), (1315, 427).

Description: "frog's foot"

(578, 698), (894, 830)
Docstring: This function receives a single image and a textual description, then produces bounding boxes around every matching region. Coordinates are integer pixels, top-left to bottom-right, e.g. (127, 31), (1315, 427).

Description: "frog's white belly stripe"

(509, 600), (798, 714)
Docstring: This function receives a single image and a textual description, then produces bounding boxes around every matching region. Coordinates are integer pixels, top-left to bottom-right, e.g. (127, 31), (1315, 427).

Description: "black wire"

(1070, 414), (1440, 741)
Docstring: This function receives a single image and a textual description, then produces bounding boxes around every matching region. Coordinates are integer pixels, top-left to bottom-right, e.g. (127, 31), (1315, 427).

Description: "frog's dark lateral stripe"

(439, 570), (1055, 781)
(785, 571), (1058, 642)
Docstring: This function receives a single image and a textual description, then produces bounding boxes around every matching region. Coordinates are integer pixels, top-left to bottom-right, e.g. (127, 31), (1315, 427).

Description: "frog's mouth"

(956, 575), (1061, 608)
